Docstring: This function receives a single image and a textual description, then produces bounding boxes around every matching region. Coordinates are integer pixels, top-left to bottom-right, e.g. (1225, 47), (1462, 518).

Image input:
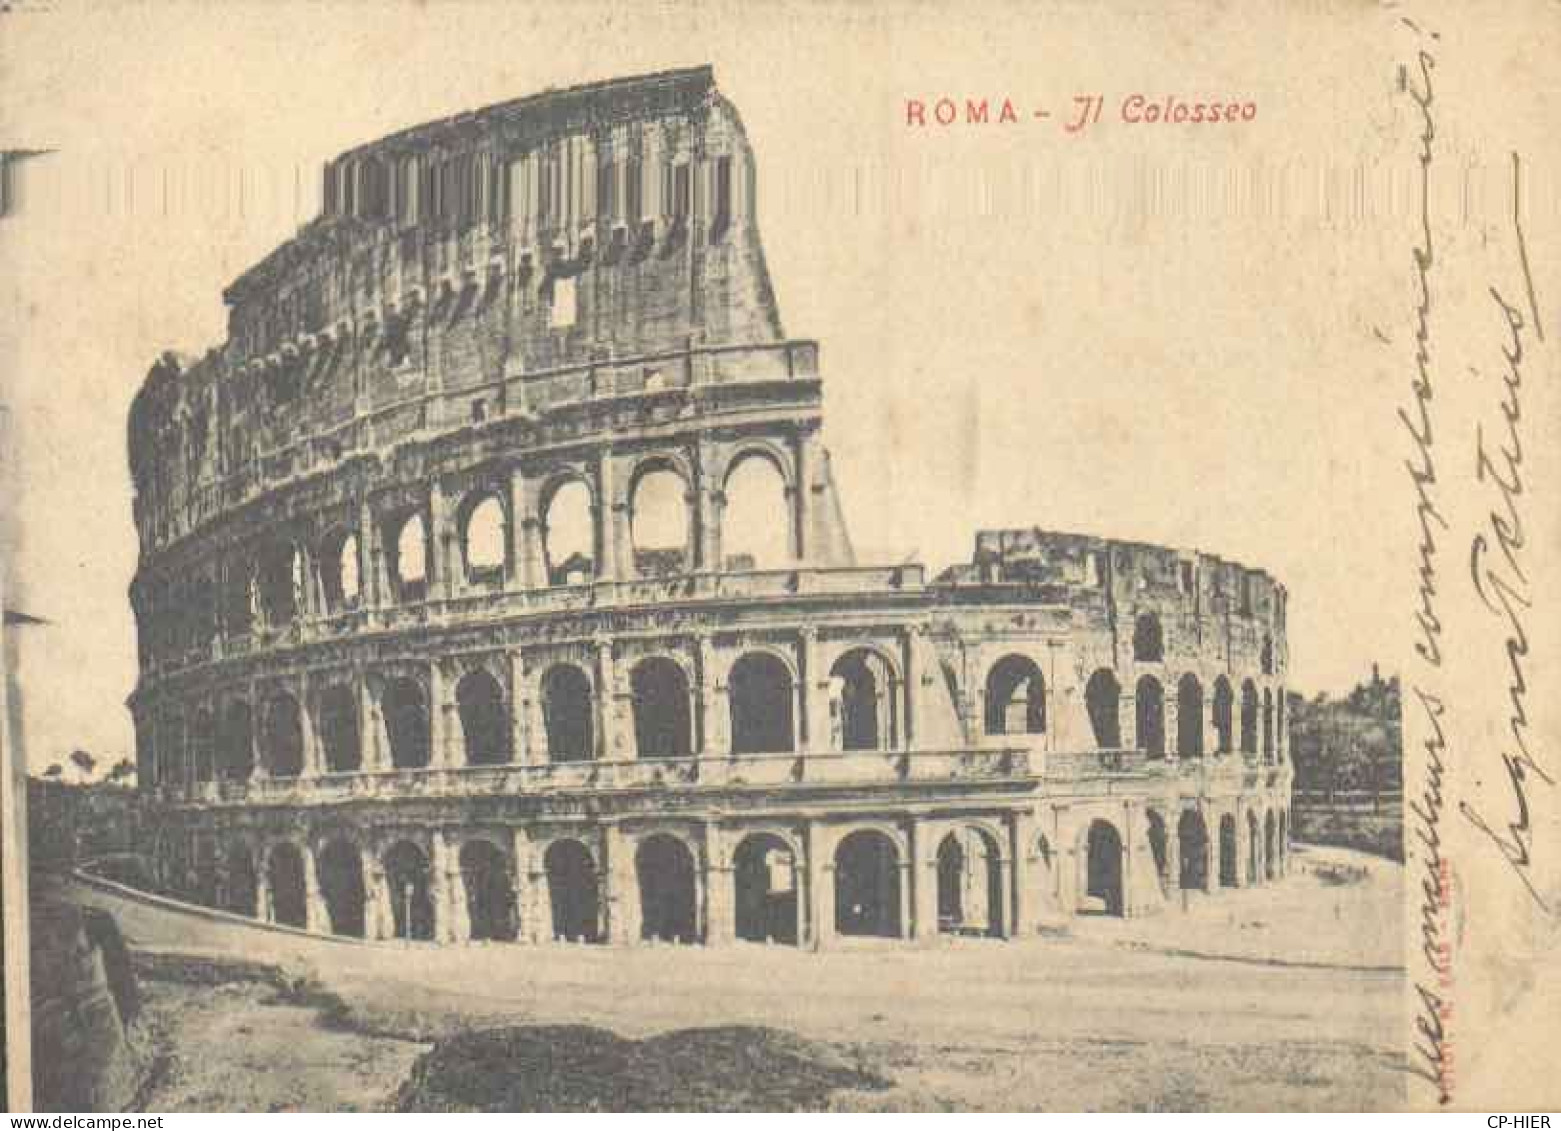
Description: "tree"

(68, 748), (97, 781)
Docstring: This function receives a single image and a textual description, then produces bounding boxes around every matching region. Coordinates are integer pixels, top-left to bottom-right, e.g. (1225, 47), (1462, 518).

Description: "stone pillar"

(360, 499), (383, 613)
(909, 818), (938, 942)
(704, 822), (733, 946)
(365, 849), (391, 940)
(516, 471), (545, 590)
(900, 631), (917, 751)
(805, 821), (833, 950)
(510, 651), (532, 766)
(437, 831), (470, 943)
(695, 437), (722, 572)
(431, 481), (457, 600)
(299, 676), (321, 779)
(1010, 808), (1036, 936)
(514, 829), (543, 943)
(597, 451), (623, 582)
(358, 671), (381, 772)
(597, 640), (627, 761)
(303, 843), (327, 934)
(1232, 806), (1249, 889)
(603, 824), (636, 944)
(256, 844), (273, 923)
(800, 628), (829, 755)
(1166, 818), (1183, 896)
(796, 428), (824, 566)
(697, 634), (724, 758)
(430, 662), (452, 769)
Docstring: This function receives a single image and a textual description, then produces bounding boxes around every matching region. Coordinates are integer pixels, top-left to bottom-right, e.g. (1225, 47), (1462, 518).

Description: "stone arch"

(1218, 814), (1238, 887)
(1081, 819), (1125, 916)
(1146, 809), (1170, 895)
(984, 653), (1046, 736)
(543, 838), (601, 943)
(317, 838), (366, 938)
(1176, 674), (1204, 758)
(834, 828), (903, 938)
(935, 825), (1004, 936)
(1240, 679), (1259, 754)
(636, 833), (700, 943)
(1132, 612), (1164, 662)
(456, 667), (511, 766)
(721, 449), (792, 570)
(383, 839), (435, 941)
(219, 701), (254, 781)
(830, 647), (898, 752)
(317, 684), (361, 773)
(382, 676), (430, 769)
(732, 832), (799, 945)
(1178, 809), (1210, 891)
(319, 527), (361, 611)
(630, 655), (694, 758)
(1212, 677), (1234, 754)
(540, 474), (595, 585)
(460, 489), (508, 580)
(223, 842), (258, 916)
(540, 663), (595, 761)
(728, 650), (796, 754)
(265, 841), (307, 928)
(1135, 674), (1165, 757)
(1264, 809), (1278, 881)
(260, 693), (304, 779)
(387, 510), (429, 601)
(1085, 668), (1121, 747)
(460, 838), (517, 942)
(629, 458), (691, 577)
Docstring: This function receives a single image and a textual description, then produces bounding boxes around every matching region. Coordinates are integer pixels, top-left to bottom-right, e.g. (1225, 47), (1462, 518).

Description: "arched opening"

(636, 834), (700, 943)
(1147, 810), (1170, 895)
(1239, 680), (1259, 754)
(317, 685), (361, 773)
(224, 845), (258, 916)
(261, 695), (304, 779)
(1135, 675), (1165, 757)
(219, 702), (254, 781)
(1132, 612), (1164, 662)
(722, 453), (791, 570)
(733, 834), (797, 944)
(256, 541), (302, 625)
(266, 843), (307, 928)
(1177, 674), (1204, 758)
(318, 839), (366, 938)
(461, 840), (516, 942)
(1178, 810), (1210, 891)
(383, 677), (430, 769)
(728, 652), (795, 754)
(1212, 677), (1234, 754)
(1264, 810), (1278, 881)
(1262, 689), (1275, 762)
(457, 669), (511, 766)
(1218, 815), (1238, 887)
(542, 479), (594, 585)
(631, 657), (692, 758)
(389, 511), (429, 602)
(984, 654), (1046, 736)
(834, 829), (902, 938)
(541, 664), (594, 761)
(1085, 669), (1121, 747)
(544, 839), (600, 943)
(935, 827), (1003, 936)
(462, 494), (507, 581)
(831, 649), (895, 752)
(320, 529), (361, 611)
(1083, 820), (1124, 916)
(384, 840), (435, 941)
(1247, 812), (1262, 885)
(630, 466), (689, 577)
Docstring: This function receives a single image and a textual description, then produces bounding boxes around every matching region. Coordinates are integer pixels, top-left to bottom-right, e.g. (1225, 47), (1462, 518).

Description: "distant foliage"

(1288, 665), (1402, 808)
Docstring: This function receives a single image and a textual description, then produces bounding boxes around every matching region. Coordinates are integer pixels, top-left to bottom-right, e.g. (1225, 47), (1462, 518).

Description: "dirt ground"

(105, 844), (1405, 1112)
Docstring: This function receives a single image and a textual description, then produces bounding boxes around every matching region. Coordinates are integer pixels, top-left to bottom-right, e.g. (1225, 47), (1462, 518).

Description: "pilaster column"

(1011, 808), (1036, 936)
(597, 640), (627, 761)
(806, 822), (833, 950)
(429, 662), (451, 769)
(514, 829), (543, 943)
(365, 851), (391, 940)
(795, 428), (821, 566)
(360, 500), (384, 614)
(695, 437), (721, 572)
(909, 818), (938, 942)
(510, 651), (533, 766)
(697, 634), (723, 757)
(800, 628), (829, 754)
(299, 676), (321, 779)
(358, 671), (381, 772)
(597, 450), (624, 582)
(516, 471), (545, 590)
(256, 845), (273, 923)
(303, 843), (326, 934)
(431, 482), (457, 600)
(704, 822), (733, 946)
(1232, 806), (1249, 888)
(603, 824), (636, 944)
(440, 831), (470, 942)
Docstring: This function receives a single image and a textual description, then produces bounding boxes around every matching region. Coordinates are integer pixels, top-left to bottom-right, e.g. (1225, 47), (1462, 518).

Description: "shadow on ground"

(392, 1024), (889, 1112)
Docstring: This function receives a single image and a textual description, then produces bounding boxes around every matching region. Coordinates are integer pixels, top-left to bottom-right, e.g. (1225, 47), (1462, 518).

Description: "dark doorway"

(1136, 676), (1165, 757)
(936, 828), (1003, 936)
(266, 842), (308, 928)
(545, 839), (601, 943)
(384, 840), (435, 941)
(542, 664), (595, 761)
(1084, 820), (1124, 916)
(728, 653), (795, 754)
(733, 834), (798, 944)
(984, 654), (1046, 735)
(636, 834), (699, 943)
(834, 830), (902, 938)
(318, 686), (361, 773)
(383, 678), (430, 769)
(318, 839), (366, 938)
(1219, 815), (1238, 887)
(461, 839), (517, 941)
(630, 658), (693, 758)
(1147, 810), (1169, 895)
(262, 695), (304, 779)
(1085, 669), (1121, 747)
(225, 845), (258, 916)
(457, 669), (512, 766)
(832, 650), (891, 752)
(1178, 810), (1210, 891)
(1264, 810), (1278, 881)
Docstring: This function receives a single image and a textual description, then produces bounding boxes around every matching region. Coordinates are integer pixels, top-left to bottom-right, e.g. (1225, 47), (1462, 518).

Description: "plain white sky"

(0, 0), (1520, 772)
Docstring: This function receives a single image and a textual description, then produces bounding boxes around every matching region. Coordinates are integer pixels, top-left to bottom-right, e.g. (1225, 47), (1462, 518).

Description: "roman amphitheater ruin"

(126, 67), (1292, 949)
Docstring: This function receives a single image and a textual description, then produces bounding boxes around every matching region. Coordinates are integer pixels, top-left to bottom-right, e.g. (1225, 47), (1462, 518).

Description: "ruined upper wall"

(128, 67), (795, 555)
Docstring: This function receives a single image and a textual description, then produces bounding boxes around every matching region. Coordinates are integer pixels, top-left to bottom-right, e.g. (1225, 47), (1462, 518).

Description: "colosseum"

(126, 66), (1292, 950)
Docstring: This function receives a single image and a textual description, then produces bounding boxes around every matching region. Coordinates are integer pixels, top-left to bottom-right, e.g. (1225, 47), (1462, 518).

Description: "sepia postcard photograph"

(1, 0), (1558, 1114)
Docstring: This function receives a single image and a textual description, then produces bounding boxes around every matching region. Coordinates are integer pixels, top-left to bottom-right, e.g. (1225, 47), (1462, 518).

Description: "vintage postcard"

(1, 0), (1558, 1113)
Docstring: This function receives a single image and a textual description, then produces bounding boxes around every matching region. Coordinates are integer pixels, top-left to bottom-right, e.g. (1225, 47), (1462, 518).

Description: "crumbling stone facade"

(126, 67), (1291, 949)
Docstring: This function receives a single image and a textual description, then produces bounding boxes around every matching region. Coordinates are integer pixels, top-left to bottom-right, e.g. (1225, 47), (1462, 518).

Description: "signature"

(1459, 153), (1552, 912)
